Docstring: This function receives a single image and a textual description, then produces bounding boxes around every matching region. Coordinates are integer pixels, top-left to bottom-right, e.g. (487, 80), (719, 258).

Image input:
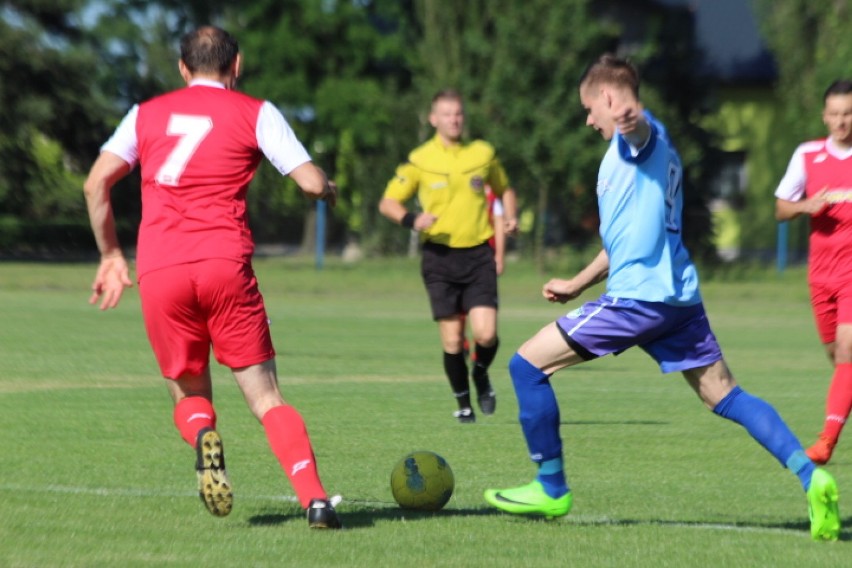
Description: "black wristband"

(401, 212), (417, 229)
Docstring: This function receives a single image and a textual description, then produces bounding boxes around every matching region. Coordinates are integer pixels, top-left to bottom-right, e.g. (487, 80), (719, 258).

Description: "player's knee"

(472, 335), (498, 351)
(509, 352), (546, 384)
(831, 342), (852, 364)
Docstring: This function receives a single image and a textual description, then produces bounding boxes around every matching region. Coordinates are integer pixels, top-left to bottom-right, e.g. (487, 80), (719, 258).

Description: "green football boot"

(807, 468), (840, 542)
(484, 480), (572, 519)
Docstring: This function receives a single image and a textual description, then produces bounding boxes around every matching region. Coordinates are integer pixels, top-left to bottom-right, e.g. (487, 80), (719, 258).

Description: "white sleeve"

(774, 145), (808, 201)
(492, 197), (504, 216)
(256, 101), (312, 175)
(101, 105), (140, 167)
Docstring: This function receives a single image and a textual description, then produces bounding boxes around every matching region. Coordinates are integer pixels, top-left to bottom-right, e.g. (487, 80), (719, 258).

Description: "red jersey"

(134, 86), (265, 277)
(803, 140), (852, 284)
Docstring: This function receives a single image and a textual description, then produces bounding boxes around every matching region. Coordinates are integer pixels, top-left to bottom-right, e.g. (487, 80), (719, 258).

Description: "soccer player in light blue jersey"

(483, 54), (840, 541)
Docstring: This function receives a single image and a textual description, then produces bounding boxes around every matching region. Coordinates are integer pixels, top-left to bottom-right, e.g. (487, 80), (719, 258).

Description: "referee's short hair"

(432, 88), (464, 108)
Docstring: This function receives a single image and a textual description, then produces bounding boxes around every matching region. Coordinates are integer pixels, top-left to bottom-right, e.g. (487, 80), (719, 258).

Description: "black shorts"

(420, 241), (498, 320)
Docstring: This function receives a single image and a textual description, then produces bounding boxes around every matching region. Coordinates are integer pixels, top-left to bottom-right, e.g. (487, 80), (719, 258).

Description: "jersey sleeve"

(486, 157), (509, 196)
(774, 145), (807, 201)
(382, 161), (421, 202)
(256, 101), (312, 175)
(101, 104), (140, 167)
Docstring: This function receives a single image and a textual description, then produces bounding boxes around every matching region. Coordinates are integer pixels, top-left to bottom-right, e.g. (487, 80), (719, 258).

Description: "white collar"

(188, 78), (226, 89)
(826, 137), (852, 159)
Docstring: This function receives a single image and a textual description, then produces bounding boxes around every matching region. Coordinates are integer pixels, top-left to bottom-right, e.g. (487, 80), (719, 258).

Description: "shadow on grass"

(248, 504), (501, 529)
(250, 507), (852, 540)
(558, 514), (852, 542)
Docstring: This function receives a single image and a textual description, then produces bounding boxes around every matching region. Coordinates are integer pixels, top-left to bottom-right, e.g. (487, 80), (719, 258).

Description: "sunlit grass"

(0, 258), (848, 567)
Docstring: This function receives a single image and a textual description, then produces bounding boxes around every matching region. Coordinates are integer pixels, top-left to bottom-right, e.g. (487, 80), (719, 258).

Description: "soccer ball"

(390, 451), (454, 511)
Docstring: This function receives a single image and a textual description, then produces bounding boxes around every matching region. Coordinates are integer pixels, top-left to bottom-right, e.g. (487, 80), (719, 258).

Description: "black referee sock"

(443, 351), (471, 410)
(472, 338), (499, 392)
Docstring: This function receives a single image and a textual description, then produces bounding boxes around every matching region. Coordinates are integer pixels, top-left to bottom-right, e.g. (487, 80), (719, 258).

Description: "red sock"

(262, 405), (327, 508)
(822, 363), (852, 442)
(173, 396), (216, 447)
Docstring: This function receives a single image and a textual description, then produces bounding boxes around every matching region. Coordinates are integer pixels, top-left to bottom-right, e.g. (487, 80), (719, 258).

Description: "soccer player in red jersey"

(83, 26), (341, 529)
(775, 79), (852, 465)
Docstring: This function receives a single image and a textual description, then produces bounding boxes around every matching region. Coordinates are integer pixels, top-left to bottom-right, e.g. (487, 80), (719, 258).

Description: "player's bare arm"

(289, 162), (337, 207)
(378, 197), (437, 231)
(775, 190), (829, 221)
(543, 249), (609, 303)
(501, 188), (519, 235)
(492, 211), (505, 276)
(83, 151), (134, 310)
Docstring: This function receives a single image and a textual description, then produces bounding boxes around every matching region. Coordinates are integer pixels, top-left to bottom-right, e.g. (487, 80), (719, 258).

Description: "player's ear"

(603, 88), (613, 108)
(233, 53), (242, 79)
(428, 111), (438, 129)
(178, 60), (191, 84)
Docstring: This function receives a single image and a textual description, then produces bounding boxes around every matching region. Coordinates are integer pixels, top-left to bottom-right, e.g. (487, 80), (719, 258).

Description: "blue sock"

(713, 386), (815, 491)
(537, 457), (569, 498)
(509, 353), (567, 497)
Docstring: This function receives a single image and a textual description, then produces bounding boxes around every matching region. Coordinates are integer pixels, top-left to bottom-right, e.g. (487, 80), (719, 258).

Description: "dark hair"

(431, 88), (464, 107)
(180, 26), (239, 75)
(824, 79), (852, 101)
(579, 54), (640, 98)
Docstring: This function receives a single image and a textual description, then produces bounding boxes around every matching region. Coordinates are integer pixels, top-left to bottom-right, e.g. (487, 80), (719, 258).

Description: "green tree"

(753, 0), (852, 256)
(408, 0), (717, 267)
(407, 0), (614, 267)
(229, 0), (416, 253)
(0, 1), (111, 231)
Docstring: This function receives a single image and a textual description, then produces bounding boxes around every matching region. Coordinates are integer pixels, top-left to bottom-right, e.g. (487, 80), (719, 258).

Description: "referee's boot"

(472, 363), (496, 415)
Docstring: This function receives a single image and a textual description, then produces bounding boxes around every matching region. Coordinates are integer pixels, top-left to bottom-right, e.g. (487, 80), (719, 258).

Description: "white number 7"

(155, 114), (213, 186)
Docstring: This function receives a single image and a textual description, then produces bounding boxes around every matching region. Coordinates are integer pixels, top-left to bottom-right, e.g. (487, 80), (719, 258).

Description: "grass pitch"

(0, 257), (849, 567)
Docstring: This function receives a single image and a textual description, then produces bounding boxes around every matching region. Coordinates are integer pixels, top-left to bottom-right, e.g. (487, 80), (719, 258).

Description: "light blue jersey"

(596, 110), (700, 306)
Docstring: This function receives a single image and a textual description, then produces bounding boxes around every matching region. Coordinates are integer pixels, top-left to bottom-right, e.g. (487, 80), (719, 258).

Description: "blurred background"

(0, 0), (848, 269)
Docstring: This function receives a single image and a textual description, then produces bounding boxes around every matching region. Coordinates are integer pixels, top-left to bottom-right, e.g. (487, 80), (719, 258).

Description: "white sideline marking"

(1, 483), (809, 537)
(564, 515), (804, 536)
(0, 483), (298, 503)
(0, 483), (388, 507)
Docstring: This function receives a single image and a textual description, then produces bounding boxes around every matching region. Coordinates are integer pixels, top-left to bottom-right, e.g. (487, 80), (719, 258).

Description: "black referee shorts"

(420, 241), (498, 320)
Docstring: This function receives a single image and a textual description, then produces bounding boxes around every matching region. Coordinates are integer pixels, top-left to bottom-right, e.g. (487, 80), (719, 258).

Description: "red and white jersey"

(775, 137), (852, 283)
(485, 186), (503, 249)
(102, 79), (311, 278)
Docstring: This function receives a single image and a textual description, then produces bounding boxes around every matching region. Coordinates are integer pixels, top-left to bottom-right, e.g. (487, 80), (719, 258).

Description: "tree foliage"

(409, 0), (718, 264)
(399, 0), (616, 265)
(3, 0), (826, 263)
(754, 0), (852, 144)
(221, 0), (419, 251)
(752, 0), (852, 255)
(0, 0), (110, 225)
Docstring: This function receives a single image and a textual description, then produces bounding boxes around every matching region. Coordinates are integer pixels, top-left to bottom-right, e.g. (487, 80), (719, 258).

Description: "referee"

(379, 89), (518, 423)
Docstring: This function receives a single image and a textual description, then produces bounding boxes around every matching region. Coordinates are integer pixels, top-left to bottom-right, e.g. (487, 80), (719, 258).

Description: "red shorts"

(810, 279), (852, 344)
(138, 259), (275, 379)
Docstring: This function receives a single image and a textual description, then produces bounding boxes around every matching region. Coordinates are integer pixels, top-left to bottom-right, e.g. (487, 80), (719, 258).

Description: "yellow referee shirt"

(383, 135), (509, 248)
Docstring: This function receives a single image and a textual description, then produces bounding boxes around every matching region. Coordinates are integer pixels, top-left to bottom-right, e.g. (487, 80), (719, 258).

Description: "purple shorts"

(555, 295), (723, 373)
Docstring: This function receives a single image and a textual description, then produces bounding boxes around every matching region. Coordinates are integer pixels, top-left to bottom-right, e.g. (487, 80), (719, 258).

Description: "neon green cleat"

(484, 480), (572, 519)
(807, 468), (840, 542)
